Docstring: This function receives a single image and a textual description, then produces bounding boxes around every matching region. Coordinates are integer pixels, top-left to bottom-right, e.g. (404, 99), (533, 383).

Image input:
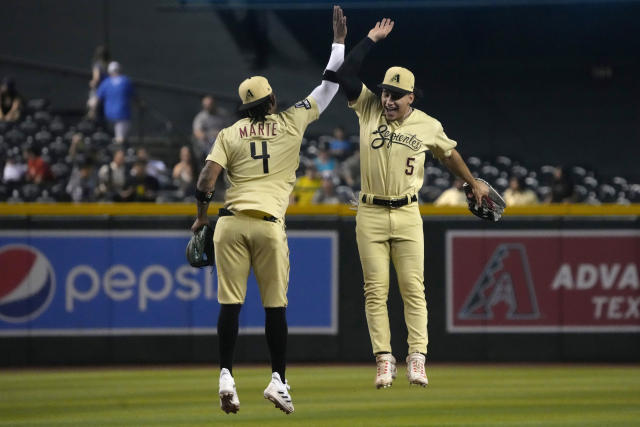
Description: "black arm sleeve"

(335, 36), (376, 102)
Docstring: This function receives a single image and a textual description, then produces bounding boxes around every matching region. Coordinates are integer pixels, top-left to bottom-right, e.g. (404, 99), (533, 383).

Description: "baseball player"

(190, 6), (347, 415)
(335, 18), (489, 388)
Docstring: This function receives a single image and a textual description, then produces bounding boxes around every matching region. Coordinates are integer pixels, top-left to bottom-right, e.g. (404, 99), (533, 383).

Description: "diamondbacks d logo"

(458, 244), (540, 320)
(391, 74), (400, 83)
(246, 89), (254, 100)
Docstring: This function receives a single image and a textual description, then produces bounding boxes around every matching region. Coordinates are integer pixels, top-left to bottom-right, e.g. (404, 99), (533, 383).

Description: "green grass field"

(1, 364), (639, 426)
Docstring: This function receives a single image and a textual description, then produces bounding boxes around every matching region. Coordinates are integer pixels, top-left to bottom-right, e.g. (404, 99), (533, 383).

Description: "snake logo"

(458, 244), (540, 320)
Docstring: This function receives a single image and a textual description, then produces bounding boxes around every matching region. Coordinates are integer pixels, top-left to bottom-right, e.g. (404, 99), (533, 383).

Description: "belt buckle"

(389, 198), (401, 209)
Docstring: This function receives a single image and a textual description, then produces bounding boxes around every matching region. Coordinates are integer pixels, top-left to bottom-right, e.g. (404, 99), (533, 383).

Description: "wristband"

(195, 189), (214, 203)
(323, 70), (339, 83)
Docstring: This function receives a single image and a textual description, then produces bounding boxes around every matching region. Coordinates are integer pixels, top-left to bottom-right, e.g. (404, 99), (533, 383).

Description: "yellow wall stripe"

(0, 203), (639, 217)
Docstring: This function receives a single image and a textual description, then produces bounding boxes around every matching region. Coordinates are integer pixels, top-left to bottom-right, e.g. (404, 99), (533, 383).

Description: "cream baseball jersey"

(207, 97), (319, 218)
(350, 85), (457, 197)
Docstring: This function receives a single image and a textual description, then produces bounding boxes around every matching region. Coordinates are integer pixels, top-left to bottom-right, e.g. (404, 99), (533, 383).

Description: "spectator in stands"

(89, 46), (110, 91)
(66, 159), (98, 202)
(87, 45), (110, 120)
(434, 178), (467, 206)
(95, 61), (138, 144)
(25, 146), (52, 184)
(97, 148), (128, 201)
(68, 133), (95, 164)
(0, 77), (23, 122)
(134, 147), (168, 186)
(314, 144), (337, 178)
(546, 166), (576, 203)
(339, 144), (360, 189)
(328, 126), (352, 160)
(2, 154), (26, 187)
(122, 159), (158, 202)
(503, 176), (538, 205)
(192, 95), (228, 162)
(291, 164), (322, 205)
(312, 177), (340, 204)
(172, 145), (195, 198)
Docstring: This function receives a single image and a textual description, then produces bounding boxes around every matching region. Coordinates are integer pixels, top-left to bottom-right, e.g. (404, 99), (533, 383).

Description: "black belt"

(362, 194), (418, 208)
(218, 208), (278, 223)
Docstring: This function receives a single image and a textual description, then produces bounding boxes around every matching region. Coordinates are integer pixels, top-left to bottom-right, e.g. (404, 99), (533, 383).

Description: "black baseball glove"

(186, 224), (215, 267)
(463, 178), (507, 222)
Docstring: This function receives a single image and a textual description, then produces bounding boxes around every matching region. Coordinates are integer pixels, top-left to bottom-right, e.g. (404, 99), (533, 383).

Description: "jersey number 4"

(250, 141), (270, 174)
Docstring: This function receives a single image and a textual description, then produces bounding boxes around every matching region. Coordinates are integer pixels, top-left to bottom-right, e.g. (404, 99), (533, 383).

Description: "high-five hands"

(367, 18), (394, 43)
(333, 5), (347, 44)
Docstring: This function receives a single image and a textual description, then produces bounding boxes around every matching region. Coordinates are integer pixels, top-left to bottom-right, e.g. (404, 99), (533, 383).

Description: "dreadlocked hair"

(244, 99), (273, 124)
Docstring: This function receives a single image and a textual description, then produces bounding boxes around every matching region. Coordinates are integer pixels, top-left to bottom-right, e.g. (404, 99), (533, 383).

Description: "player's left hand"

(333, 5), (347, 44)
(191, 217), (209, 234)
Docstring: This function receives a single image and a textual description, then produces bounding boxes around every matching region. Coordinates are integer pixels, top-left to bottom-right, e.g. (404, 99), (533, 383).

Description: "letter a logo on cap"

(246, 89), (254, 100)
(391, 74), (400, 83)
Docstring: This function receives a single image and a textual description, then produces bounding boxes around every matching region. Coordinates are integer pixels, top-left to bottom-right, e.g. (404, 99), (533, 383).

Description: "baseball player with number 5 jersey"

(336, 18), (490, 389)
(191, 6), (347, 414)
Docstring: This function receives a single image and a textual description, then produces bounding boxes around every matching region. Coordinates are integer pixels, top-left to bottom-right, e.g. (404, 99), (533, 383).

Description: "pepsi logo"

(0, 245), (55, 323)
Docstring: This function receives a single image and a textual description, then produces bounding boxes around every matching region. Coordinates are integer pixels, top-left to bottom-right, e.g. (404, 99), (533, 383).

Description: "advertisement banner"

(447, 230), (640, 333)
(0, 230), (337, 336)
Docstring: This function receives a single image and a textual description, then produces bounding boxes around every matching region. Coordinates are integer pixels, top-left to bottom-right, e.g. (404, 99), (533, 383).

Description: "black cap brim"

(377, 84), (412, 96)
(237, 95), (271, 111)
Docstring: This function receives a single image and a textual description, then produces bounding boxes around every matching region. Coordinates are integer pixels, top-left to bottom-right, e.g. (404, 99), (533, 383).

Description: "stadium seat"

(76, 120), (95, 135)
(419, 185), (443, 203)
(466, 156), (482, 172)
(4, 128), (25, 146)
(583, 176), (598, 191)
(573, 185), (588, 202)
(48, 118), (66, 136)
(570, 166), (587, 182)
(495, 155), (512, 171)
(48, 137), (69, 162)
(19, 116), (39, 136)
(35, 128), (52, 145)
(536, 185), (551, 201)
(21, 183), (41, 202)
(51, 162), (71, 180)
(480, 164), (499, 181)
(34, 111), (52, 126)
(510, 164), (528, 179)
(494, 176), (509, 193)
(91, 130), (112, 147)
(25, 98), (49, 113)
(597, 184), (616, 203)
(539, 165), (556, 186)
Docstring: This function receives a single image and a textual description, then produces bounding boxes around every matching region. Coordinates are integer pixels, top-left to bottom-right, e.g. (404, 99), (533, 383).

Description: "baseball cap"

(238, 76), (272, 111)
(107, 61), (121, 74)
(378, 66), (414, 96)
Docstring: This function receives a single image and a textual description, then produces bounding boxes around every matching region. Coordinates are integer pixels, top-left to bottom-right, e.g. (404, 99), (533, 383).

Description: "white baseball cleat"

(263, 372), (294, 414)
(375, 353), (397, 389)
(406, 353), (429, 387)
(219, 368), (240, 414)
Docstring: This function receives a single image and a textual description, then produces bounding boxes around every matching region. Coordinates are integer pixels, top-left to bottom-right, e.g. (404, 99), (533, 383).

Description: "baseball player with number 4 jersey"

(336, 18), (489, 389)
(191, 6), (347, 414)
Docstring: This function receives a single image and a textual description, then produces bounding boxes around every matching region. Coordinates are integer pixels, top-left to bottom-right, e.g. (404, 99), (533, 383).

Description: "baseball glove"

(186, 224), (215, 267)
(463, 178), (507, 222)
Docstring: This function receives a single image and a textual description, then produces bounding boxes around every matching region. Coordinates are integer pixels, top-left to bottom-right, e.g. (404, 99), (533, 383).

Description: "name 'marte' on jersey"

(350, 84), (457, 198)
(206, 97), (319, 218)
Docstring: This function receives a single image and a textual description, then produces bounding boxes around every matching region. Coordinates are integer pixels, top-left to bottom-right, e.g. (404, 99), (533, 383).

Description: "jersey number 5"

(405, 157), (415, 176)
(250, 141), (270, 174)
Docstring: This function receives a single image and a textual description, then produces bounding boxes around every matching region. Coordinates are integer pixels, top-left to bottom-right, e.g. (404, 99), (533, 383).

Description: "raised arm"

(307, 5), (347, 114)
(336, 18), (394, 102)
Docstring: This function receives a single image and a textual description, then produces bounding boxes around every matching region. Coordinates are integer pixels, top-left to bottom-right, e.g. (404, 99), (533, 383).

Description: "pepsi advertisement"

(0, 230), (338, 336)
